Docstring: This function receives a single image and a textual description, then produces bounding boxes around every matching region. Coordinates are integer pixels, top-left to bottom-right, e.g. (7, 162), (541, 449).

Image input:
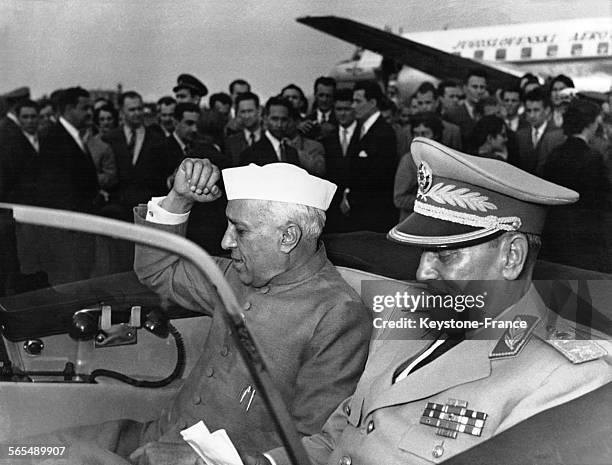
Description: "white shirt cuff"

(146, 196), (190, 225)
(263, 453), (277, 465)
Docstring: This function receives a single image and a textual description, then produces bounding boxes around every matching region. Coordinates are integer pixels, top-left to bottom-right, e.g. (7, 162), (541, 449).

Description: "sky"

(0, 0), (610, 102)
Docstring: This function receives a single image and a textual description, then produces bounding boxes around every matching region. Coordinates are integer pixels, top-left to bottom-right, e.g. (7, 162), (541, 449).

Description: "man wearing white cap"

(20, 159), (370, 465)
(253, 138), (611, 465)
(125, 159), (370, 463)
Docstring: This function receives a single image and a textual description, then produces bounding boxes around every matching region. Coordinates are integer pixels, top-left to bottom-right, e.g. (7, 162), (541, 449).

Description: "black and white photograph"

(0, 1), (611, 464)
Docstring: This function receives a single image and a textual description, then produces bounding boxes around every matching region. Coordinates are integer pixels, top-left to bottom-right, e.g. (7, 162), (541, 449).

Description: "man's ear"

(279, 223), (301, 253)
(500, 233), (528, 280)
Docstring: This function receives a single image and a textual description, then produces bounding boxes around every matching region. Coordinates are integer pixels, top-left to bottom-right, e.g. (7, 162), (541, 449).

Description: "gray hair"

(260, 200), (326, 241)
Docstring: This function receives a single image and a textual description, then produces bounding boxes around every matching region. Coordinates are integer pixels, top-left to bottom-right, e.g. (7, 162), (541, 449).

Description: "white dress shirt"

(59, 116), (87, 153)
(146, 196), (190, 224)
(359, 111), (381, 138)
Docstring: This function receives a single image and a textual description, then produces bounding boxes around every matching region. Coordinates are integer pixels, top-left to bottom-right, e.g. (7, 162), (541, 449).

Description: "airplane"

(297, 16), (612, 96)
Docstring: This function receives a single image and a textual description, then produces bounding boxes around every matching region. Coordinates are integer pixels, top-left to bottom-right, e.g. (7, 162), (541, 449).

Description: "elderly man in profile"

(236, 138), (611, 465)
(25, 161), (370, 465)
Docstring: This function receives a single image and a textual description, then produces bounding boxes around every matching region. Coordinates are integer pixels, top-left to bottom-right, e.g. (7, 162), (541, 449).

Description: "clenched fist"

(162, 158), (223, 213)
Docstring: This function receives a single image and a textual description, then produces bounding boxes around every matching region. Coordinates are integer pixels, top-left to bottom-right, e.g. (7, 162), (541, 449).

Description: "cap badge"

(421, 398), (488, 439)
(417, 162), (433, 195)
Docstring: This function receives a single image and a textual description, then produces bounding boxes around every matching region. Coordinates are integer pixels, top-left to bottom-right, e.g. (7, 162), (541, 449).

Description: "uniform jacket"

(103, 126), (167, 209)
(347, 115), (398, 232)
(239, 135), (301, 167)
(515, 121), (566, 175)
(269, 285), (611, 465)
(36, 122), (99, 213)
(132, 208), (372, 453)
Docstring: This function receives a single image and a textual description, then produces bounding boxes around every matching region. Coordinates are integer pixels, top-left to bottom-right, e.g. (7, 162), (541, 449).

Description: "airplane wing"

(297, 15), (521, 90)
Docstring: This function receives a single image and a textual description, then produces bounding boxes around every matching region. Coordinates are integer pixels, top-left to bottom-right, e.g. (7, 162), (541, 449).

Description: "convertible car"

(0, 203), (610, 464)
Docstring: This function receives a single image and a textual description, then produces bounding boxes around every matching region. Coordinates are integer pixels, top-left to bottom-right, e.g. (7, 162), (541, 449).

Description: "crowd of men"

(0, 70), (611, 271)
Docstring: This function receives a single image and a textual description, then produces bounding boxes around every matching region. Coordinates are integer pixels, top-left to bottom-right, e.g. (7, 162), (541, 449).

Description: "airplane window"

(521, 47), (532, 59)
(547, 45), (558, 58)
(571, 43), (583, 57)
(495, 48), (506, 60)
(474, 50), (484, 60)
(597, 42), (609, 55)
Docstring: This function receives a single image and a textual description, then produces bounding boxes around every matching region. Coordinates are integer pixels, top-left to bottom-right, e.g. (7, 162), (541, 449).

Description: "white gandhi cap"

(222, 163), (337, 211)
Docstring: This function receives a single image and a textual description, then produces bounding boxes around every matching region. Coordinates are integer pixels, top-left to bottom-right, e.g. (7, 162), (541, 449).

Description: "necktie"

(127, 128), (136, 164)
(341, 127), (349, 156)
(279, 139), (287, 162)
(532, 127), (539, 147)
(249, 132), (255, 146)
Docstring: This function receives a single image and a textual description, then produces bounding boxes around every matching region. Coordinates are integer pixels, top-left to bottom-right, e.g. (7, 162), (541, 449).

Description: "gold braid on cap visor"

(414, 200), (523, 231)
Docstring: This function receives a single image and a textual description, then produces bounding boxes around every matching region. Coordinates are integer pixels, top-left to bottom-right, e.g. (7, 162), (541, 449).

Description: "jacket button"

(339, 456), (352, 465)
(366, 420), (375, 433)
(192, 395), (201, 405)
(205, 367), (214, 377)
(243, 301), (251, 311)
(344, 404), (351, 416)
(221, 345), (229, 356)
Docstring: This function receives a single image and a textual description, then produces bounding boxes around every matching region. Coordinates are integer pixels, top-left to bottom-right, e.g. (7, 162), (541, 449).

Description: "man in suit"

(345, 81), (398, 232)
(33, 87), (99, 284)
(322, 88), (359, 232)
(36, 87), (98, 213)
(515, 87), (566, 175)
(148, 96), (176, 138)
(257, 138), (610, 465)
(446, 69), (488, 146)
(224, 92), (263, 166)
(299, 76), (337, 141)
(0, 99), (39, 204)
(103, 91), (167, 220)
(414, 81), (462, 150)
(501, 86), (528, 133)
(240, 96), (300, 167)
(0, 87), (30, 141)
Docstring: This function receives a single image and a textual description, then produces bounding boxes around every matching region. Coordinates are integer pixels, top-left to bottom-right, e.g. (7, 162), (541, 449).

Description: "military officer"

(242, 138), (611, 465)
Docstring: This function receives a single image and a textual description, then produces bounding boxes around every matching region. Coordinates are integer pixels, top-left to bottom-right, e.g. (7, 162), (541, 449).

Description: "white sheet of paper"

(180, 421), (245, 465)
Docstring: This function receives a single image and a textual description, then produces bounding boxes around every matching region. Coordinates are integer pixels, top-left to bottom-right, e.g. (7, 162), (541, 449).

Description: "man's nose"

(416, 252), (439, 281)
(220, 228), (236, 250)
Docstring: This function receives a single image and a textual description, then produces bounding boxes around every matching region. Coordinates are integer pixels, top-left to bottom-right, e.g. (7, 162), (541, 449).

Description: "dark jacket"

(36, 122), (99, 213)
(541, 136), (611, 272)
